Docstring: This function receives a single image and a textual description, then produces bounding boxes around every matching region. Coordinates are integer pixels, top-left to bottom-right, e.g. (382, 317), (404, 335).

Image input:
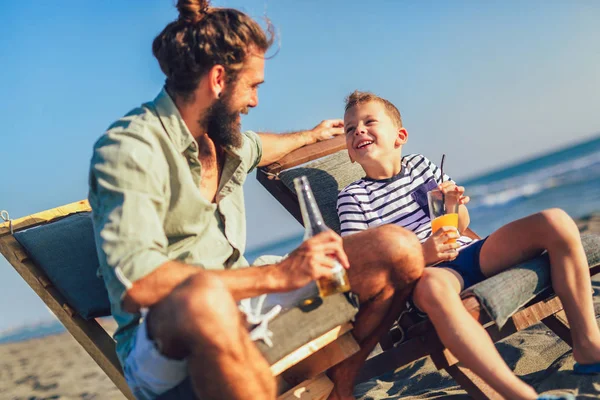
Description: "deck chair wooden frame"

(0, 201), (361, 400)
(257, 136), (600, 400)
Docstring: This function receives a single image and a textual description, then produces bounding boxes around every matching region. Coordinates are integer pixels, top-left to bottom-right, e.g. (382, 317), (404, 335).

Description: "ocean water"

(463, 134), (600, 236)
(2, 135), (599, 344)
(247, 134), (600, 261)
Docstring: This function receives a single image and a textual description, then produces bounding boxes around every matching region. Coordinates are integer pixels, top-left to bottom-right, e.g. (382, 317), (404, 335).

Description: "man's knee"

(373, 224), (424, 284)
(150, 272), (240, 354)
(412, 269), (455, 313)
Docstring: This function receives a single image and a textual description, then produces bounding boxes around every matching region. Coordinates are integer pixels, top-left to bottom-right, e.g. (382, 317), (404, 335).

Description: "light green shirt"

(88, 88), (262, 365)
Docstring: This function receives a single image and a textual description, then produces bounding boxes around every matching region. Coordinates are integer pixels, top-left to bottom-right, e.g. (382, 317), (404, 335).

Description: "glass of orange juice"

(427, 189), (460, 243)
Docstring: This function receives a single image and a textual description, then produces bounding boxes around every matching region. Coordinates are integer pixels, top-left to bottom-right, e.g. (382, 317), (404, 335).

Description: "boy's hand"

(275, 231), (349, 291)
(422, 226), (460, 265)
(438, 181), (470, 205)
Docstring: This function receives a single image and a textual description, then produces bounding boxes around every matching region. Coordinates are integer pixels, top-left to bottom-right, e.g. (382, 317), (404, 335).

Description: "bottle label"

(331, 261), (346, 286)
(331, 261), (343, 274)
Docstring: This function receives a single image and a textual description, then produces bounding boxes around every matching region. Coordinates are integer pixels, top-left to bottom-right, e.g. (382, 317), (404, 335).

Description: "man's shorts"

(123, 283), (318, 400)
(437, 237), (488, 289)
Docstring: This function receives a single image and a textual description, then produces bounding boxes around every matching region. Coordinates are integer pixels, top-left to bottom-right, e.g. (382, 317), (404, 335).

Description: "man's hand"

(422, 227), (460, 266)
(274, 230), (349, 291)
(308, 119), (345, 143)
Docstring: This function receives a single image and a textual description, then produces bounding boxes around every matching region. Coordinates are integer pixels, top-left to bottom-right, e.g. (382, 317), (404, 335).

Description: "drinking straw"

(440, 154), (446, 213)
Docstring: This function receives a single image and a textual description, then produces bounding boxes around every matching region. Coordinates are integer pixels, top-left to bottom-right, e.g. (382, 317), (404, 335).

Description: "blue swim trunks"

(437, 237), (488, 289)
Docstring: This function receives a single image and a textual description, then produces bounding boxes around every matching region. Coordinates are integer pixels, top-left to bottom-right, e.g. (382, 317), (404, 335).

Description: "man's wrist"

(263, 262), (290, 292)
(300, 129), (316, 146)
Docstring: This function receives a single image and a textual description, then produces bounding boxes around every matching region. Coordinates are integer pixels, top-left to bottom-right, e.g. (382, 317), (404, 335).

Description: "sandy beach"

(1, 214), (599, 400)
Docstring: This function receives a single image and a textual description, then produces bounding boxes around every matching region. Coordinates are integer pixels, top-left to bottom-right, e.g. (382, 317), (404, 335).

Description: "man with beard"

(88, 1), (424, 399)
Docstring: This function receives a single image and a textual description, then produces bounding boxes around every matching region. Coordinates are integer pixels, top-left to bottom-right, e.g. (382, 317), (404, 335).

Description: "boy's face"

(344, 101), (407, 167)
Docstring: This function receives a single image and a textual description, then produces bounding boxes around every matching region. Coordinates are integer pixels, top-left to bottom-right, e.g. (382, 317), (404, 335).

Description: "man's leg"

(327, 224), (424, 400)
(147, 271), (276, 400)
(479, 208), (600, 365)
(413, 268), (537, 400)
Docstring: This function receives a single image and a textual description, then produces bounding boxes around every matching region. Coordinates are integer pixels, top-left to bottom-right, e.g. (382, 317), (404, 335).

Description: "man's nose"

(248, 93), (258, 108)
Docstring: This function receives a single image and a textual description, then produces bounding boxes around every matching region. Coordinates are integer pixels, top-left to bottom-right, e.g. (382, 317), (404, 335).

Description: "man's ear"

(208, 64), (227, 99)
(395, 127), (408, 147)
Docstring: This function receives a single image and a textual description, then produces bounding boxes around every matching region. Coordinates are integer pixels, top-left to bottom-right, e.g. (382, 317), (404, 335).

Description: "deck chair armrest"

(260, 136), (346, 175)
(462, 233), (600, 329)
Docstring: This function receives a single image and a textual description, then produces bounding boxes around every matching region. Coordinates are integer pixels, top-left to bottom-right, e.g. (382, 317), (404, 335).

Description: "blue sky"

(0, 0), (599, 331)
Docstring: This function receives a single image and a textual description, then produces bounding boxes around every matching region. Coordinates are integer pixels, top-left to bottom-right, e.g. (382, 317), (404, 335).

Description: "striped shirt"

(337, 154), (474, 248)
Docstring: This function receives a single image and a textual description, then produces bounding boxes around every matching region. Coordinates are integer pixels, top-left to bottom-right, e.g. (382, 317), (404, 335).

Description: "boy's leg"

(479, 208), (600, 364)
(413, 267), (537, 400)
(327, 224), (424, 400)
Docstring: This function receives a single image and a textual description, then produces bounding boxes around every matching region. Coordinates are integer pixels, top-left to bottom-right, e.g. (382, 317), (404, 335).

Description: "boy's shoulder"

(402, 153), (430, 165)
(402, 153), (435, 172)
(339, 177), (368, 197)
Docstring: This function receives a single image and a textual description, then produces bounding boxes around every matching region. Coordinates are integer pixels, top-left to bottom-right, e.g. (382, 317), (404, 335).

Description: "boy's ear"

(395, 127), (408, 147)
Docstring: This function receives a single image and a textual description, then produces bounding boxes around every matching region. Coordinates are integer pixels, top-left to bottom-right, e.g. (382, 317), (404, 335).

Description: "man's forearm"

(257, 119), (344, 167)
(122, 260), (201, 313)
(257, 131), (312, 167)
(213, 264), (288, 301)
(122, 260), (288, 312)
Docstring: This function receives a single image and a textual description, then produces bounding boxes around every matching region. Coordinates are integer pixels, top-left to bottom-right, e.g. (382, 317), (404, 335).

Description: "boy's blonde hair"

(344, 90), (403, 128)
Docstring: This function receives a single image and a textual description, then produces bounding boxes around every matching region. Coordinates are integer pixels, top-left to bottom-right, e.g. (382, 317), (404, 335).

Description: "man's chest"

(161, 152), (248, 268)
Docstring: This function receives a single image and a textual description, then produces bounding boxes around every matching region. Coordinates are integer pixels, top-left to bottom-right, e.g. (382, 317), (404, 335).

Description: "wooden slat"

(511, 295), (564, 331)
(257, 170), (304, 227)
(0, 234), (134, 399)
(37, 274), (52, 288)
(271, 323), (353, 376)
(277, 374), (333, 400)
(282, 332), (360, 387)
(542, 313), (573, 347)
(263, 136), (346, 175)
(0, 200), (90, 237)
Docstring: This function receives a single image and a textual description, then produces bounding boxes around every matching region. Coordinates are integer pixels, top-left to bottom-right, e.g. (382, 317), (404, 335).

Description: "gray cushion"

(158, 293), (359, 400)
(14, 212), (111, 319)
(279, 150), (364, 234)
(462, 233), (600, 328)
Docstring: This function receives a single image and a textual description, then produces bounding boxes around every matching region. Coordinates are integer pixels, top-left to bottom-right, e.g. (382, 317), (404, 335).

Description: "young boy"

(337, 90), (600, 400)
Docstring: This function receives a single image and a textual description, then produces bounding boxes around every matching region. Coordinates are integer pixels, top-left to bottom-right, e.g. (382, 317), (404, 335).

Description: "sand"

(1, 214), (599, 399)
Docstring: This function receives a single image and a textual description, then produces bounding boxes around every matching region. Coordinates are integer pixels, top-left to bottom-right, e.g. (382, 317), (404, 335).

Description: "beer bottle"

(293, 175), (351, 297)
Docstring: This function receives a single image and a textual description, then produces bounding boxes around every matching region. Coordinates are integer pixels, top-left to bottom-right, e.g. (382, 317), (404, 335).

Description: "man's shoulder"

(106, 102), (160, 137)
(94, 103), (164, 152)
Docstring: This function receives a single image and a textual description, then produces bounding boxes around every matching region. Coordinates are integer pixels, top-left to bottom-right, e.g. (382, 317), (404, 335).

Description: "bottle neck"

(294, 177), (329, 237)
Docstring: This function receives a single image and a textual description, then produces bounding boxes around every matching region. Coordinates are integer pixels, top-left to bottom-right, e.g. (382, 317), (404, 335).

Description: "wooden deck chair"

(0, 201), (365, 400)
(256, 136), (600, 400)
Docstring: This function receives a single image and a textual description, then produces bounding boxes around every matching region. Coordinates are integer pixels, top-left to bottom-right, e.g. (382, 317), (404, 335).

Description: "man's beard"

(202, 90), (244, 149)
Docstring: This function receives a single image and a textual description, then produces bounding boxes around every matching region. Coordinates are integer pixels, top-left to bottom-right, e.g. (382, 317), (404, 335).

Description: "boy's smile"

(344, 100), (408, 179)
